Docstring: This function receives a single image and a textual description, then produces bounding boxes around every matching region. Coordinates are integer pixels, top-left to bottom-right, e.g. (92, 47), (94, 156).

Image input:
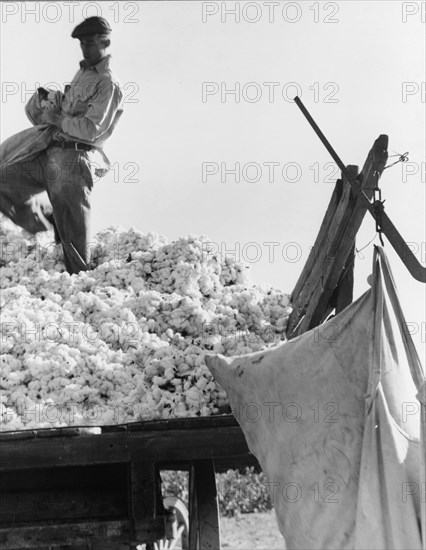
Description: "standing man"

(0, 16), (123, 274)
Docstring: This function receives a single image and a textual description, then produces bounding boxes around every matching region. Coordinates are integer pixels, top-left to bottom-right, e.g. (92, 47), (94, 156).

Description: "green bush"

(161, 469), (189, 505)
(217, 467), (272, 516)
(161, 467), (272, 517)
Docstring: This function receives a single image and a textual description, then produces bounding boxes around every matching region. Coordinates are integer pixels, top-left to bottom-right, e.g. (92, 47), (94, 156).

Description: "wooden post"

(188, 460), (220, 550)
(334, 244), (355, 314)
(130, 461), (165, 545)
(92, 543), (132, 550)
(287, 134), (388, 337)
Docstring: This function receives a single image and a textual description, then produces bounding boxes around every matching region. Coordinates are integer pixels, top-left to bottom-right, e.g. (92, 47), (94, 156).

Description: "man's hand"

(41, 111), (63, 128)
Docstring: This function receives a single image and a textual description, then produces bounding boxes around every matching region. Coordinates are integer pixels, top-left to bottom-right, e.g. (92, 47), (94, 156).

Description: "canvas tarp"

(354, 247), (425, 550)
(0, 125), (55, 169)
(206, 247), (425, 550)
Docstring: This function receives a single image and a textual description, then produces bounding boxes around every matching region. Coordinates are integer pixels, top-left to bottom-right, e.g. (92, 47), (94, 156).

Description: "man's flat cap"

(71, 17), (112, 38)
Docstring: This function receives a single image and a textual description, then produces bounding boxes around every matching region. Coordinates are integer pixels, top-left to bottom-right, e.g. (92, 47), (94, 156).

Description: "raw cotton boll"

(185, 386), (202, 407)
(0, 213), (291, 429)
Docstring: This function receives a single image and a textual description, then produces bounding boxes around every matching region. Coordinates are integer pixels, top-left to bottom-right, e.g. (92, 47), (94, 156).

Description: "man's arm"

(60, 79), (123, 143)
(41, 111), (64, 127)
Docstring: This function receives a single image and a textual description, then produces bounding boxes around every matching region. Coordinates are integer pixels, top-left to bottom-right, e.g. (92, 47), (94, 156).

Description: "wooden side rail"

(0, 416), (256, 549)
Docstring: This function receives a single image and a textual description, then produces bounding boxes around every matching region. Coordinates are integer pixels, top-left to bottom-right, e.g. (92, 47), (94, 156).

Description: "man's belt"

(51, 140), (93, 152)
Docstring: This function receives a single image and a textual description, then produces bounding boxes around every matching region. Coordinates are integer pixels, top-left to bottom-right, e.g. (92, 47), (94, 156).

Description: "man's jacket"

(0, 55), (123, 176)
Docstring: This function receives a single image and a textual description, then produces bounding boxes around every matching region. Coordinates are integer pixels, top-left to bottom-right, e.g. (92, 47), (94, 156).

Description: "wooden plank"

(0, 487), (126, 525)
(130, 461), (165, 544)
(105, 414), (239, 432)
(290, 174), (346, 307)
(196, 460), (220, 550)
(25, 546), (91, 550)
(334, 244), (355, 314)
(159, 453), (260, 473)
(317, 243), (356, 323)
(0, 520), (131, 549)
(287, 165), (358, 335)
(287, 134), (388, 337)
(92, 544), (131, 550)
(0, 414), (240, 440)
(188, 464), (199, 550)
(0, 425), (251, 471)
(189, 460), (220, 550)
(92, 543), (132, 550)
(0, 464), (128, 523)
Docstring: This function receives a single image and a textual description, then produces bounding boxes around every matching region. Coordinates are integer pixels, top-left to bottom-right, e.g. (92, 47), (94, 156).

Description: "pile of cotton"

(0, 214), (291, 430)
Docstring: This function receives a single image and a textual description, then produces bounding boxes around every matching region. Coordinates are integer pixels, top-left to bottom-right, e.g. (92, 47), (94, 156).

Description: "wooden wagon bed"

(0, 415), (257, 549)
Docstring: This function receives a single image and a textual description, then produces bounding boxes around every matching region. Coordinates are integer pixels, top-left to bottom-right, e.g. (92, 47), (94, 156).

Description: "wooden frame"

(287, 135), (388, 337)
(0, 416), (256, 549)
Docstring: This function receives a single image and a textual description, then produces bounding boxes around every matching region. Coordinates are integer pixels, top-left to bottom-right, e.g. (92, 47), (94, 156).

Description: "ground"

(220, 511), (284, 550)
(149, 510), (284, 550)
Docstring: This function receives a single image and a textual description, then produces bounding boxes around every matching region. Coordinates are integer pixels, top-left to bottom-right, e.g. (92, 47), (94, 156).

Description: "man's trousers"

(0, 146), (93, 274)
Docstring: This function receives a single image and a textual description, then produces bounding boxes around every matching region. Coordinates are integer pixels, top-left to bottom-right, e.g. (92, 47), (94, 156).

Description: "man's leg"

(45, 147), (93, 274)
(0, 153), (54, 234)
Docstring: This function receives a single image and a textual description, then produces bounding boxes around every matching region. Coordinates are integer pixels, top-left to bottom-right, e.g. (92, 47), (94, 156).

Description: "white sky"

(1, 0), (425, 357)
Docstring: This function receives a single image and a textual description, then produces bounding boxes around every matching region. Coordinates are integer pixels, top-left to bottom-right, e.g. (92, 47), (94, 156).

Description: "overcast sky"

(1, 0), (425, 356)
